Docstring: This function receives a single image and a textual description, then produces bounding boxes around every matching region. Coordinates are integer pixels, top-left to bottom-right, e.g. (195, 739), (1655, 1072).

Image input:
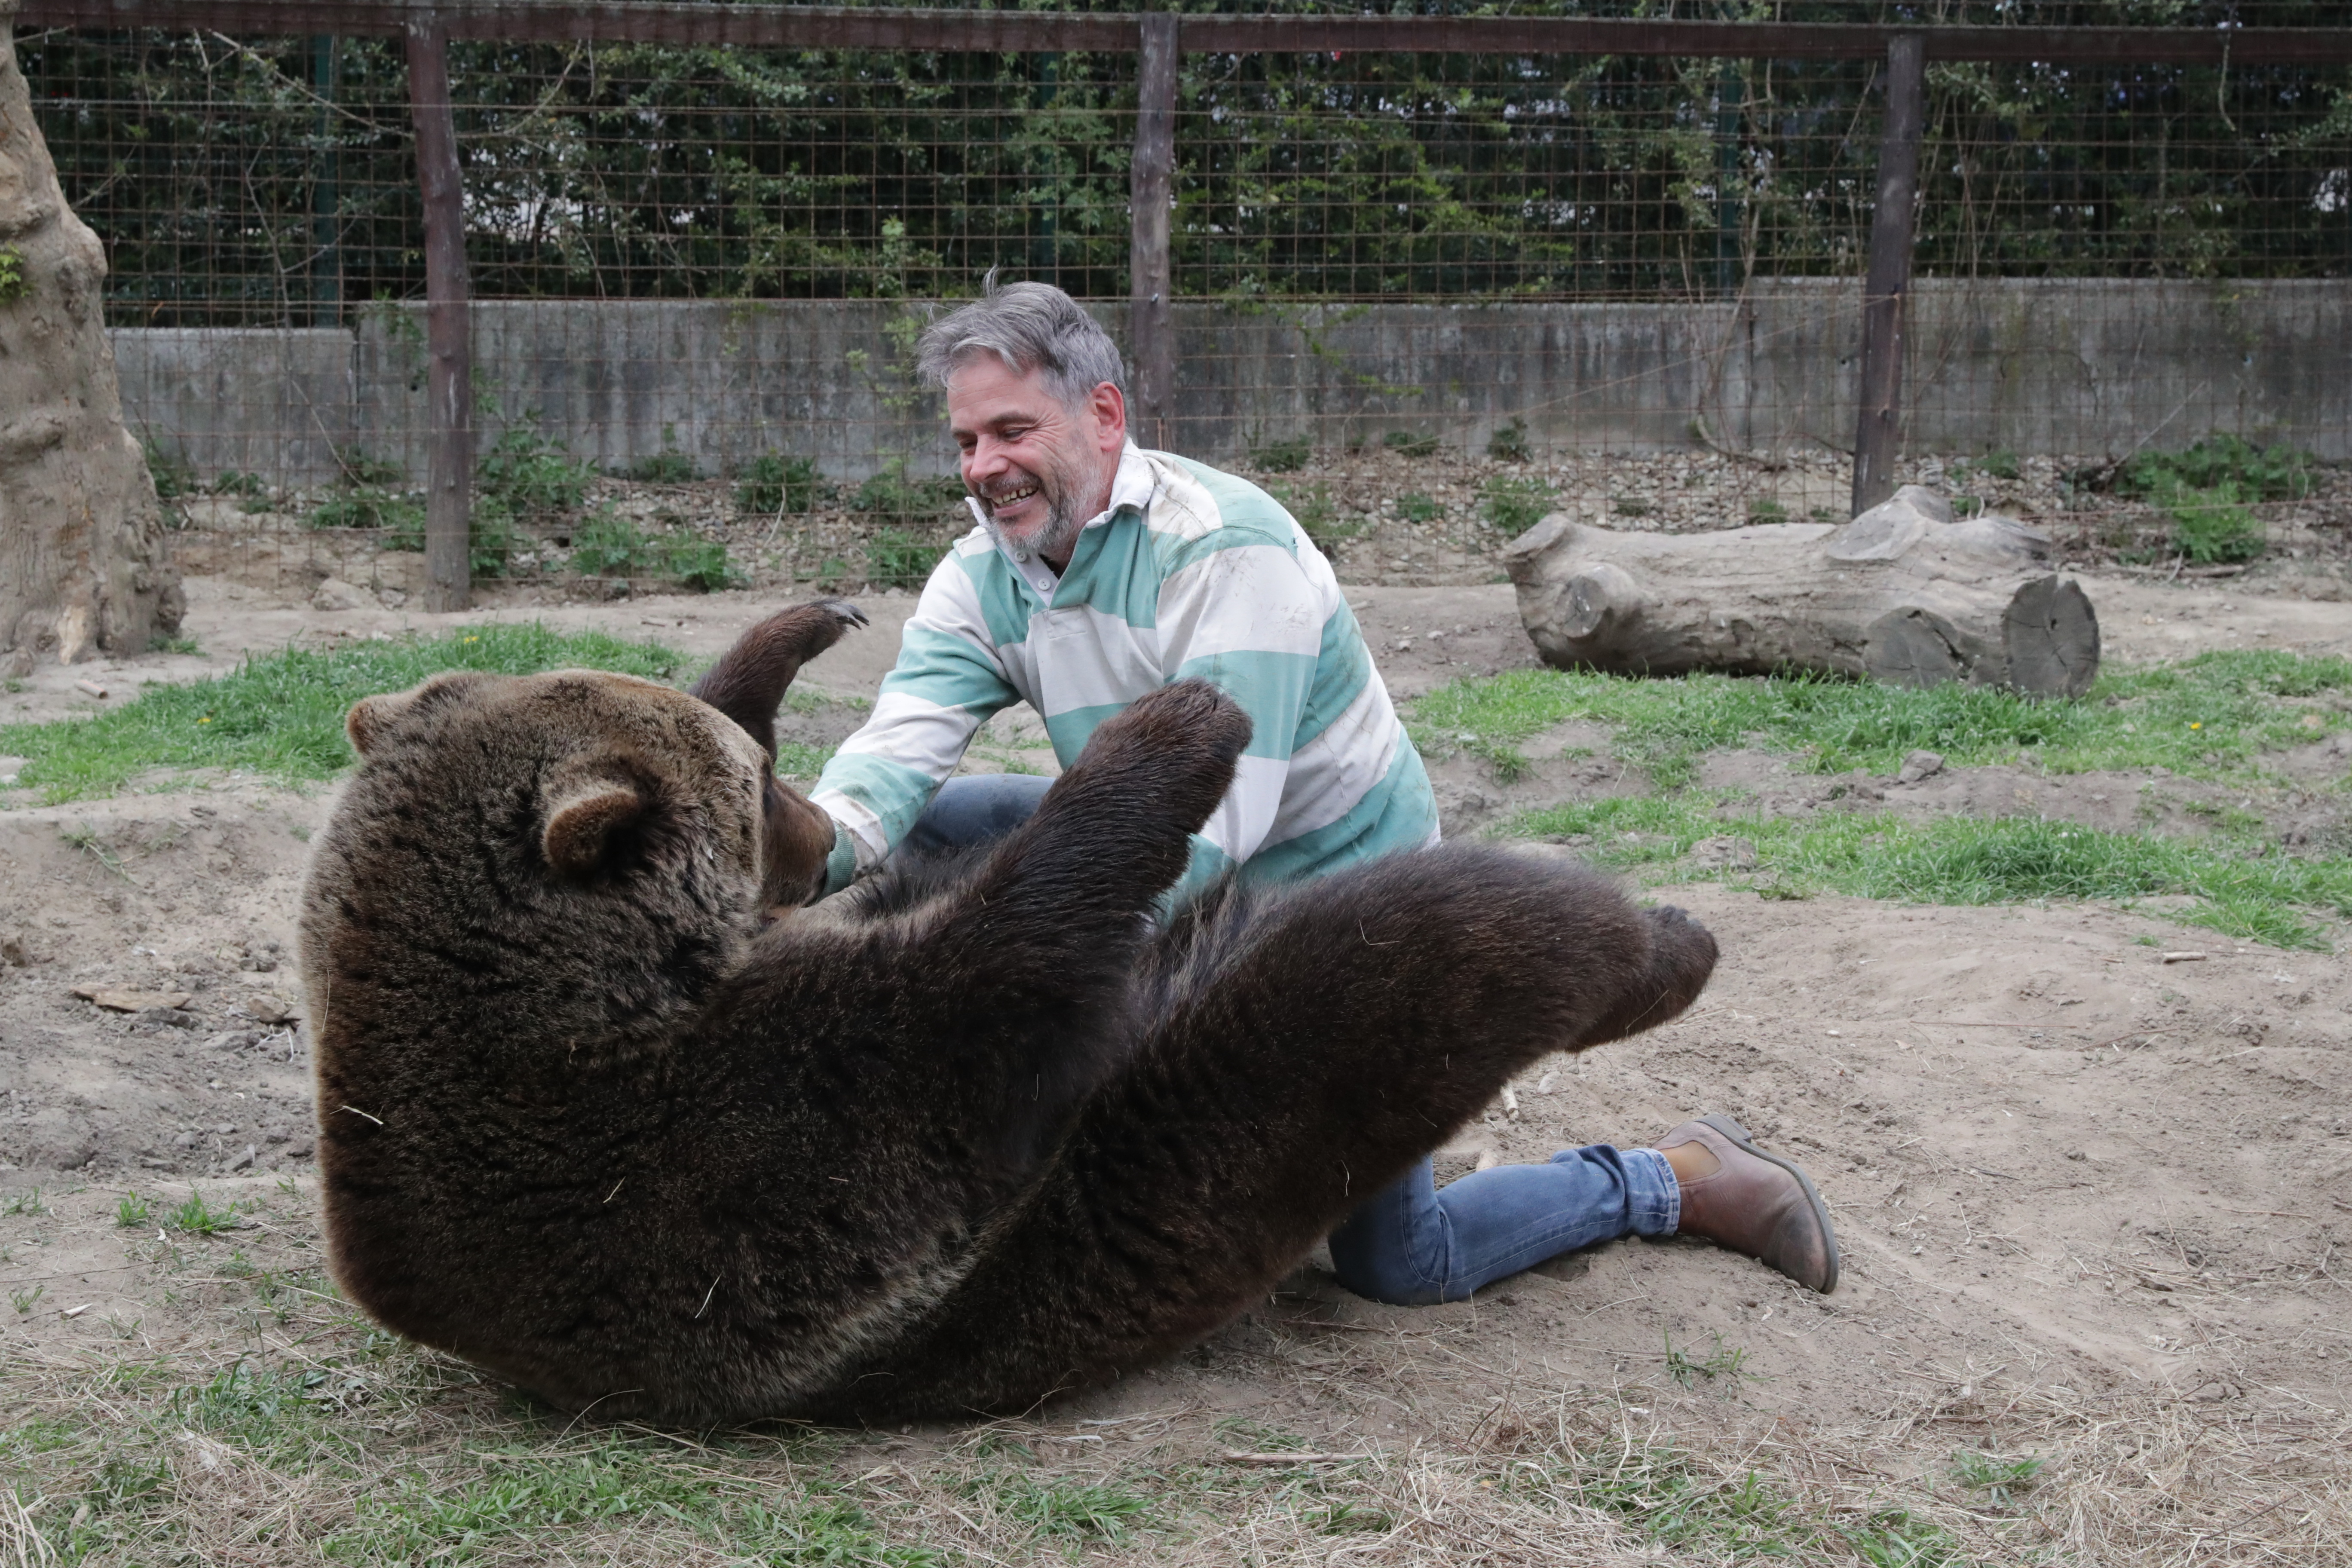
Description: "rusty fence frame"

(19, 0), (2352, 608)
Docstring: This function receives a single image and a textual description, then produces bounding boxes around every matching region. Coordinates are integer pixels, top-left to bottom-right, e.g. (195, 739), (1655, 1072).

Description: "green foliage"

(851, 461), (966, 521)
(734, 452), (823, 515)
(1485, 417), (1531, 463)
(662, 536), (747, 593)
(621, 426), (698, 483)
(1396, 492), (1442, 524)
(476, 425), (597, 517)
(1381, 429), (1440, 459)
(144, 442), (199, 527)
(2119, 433), (2315, 503)
(116, 1192), (151, 1228)
(1247, 437), (1312, 474)
(0, 244), (26, 304)
(309, 486), (427, 546)
(1951, 1450), (2045, 1507)
(2154, 475), (2267, 564)
(1844, 1510), (1964, 1567)
(973, 1473), (1152, 1542)
(1479, 474), (1555, 533)
(567, 507), (656, 576)
(1951, 449), (2021, 482)
(567, 508), (741, 589)
(1663, 1331), (1750, 1386)
(334, 450), (407, 488)
(867, 528), (949, 588)
(0, 623), (687, 802)
(210, 469), (268, 498)
(167, 1188), (243, 1236)
(16, 29), (2349, 323)
(1745, 497), (1788, 524)
(3, 1188), (46, 1217)
(1270, 480), (1360, 553)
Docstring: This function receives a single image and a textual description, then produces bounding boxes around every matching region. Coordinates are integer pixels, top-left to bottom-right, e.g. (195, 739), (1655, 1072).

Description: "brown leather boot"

(1656, 1115), (1839, 1293)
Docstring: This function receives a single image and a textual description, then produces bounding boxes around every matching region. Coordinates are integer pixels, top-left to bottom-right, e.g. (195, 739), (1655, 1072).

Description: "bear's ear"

(345, 692), (413, 757)
(346, 671), (493, 758)
(543, 780), (648, 877)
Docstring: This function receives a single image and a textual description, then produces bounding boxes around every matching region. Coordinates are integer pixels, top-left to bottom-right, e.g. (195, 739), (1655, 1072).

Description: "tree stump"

(0, 0), (182, 676)
(1504, 485), (2100, 697)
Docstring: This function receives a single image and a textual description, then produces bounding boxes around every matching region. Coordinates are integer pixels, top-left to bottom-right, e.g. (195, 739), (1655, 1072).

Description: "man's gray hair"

(916, 280), (1127, 408)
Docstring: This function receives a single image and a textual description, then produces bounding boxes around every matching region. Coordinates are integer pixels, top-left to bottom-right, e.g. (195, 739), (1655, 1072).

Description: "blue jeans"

(1326, 1147), (1680, 1306)
(906, 774), (1681, 1305)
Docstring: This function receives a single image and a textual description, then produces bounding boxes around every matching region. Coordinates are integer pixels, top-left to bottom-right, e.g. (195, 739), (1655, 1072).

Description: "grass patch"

(1247, 435), (1312, 473)
(1411, 651), (2352, 792)
(1485, 416), (1531, 463)
(0, 625), (690, 803)
(1510, 794), (2350, 949)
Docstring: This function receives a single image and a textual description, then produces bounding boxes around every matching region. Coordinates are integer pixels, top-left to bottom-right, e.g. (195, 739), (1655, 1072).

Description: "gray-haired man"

(805, 281), (1840, 1303)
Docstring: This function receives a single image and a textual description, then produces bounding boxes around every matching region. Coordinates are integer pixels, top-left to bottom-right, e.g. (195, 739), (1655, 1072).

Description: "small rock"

(375, 586), (408, 609)
(244, 994), (296, 1026)
(0, 929), (27, 967)
(309, 576), (364, 612)
(282, 1141), (314, 1160)
(1689, 836), (1760, 871)
(1897, 749), (1946, 785)
(74, 986), (193, 1013)
(136, 1007), (198, 1030)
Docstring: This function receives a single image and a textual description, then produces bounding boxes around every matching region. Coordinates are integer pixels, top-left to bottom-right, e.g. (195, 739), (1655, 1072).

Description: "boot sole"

(1696, 1113), (1841, 1294)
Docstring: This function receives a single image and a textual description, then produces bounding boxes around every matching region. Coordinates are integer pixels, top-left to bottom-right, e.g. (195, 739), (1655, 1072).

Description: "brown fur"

(302, 600), (1716, 1424)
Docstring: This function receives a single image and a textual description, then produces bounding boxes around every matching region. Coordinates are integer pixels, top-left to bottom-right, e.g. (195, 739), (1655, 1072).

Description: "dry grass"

(2, 1182), (2344, 1566)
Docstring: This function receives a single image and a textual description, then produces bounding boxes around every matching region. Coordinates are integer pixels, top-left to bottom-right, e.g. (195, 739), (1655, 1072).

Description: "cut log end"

(2002, 575), (2101, 699)
(1561, 564), (1641, 641)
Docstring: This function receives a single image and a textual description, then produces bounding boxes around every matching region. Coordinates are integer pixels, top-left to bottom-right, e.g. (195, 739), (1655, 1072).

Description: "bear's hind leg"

(831, 845), (1715, 1419)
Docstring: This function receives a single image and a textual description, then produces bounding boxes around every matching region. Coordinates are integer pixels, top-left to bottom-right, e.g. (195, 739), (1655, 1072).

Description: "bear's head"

(301, 603), (862, 1069)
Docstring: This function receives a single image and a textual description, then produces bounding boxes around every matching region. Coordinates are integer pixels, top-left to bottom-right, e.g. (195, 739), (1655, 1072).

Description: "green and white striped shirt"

(812, 445), (1436, 902)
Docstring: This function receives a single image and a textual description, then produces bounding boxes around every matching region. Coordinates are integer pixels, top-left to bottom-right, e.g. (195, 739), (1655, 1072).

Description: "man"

(808, 281), (1838, 1304)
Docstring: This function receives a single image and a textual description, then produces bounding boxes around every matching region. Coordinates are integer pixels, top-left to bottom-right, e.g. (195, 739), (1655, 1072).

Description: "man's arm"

(810, 554), (1019, 896)
(1151, 528), (1330, 906)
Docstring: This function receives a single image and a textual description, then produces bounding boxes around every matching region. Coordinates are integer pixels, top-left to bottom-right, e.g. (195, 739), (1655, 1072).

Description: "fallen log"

(1503, 485), (2099, 696)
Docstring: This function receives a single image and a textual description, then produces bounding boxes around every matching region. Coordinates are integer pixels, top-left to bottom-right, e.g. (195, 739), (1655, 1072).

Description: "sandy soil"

(3, 569), (2350, 1556)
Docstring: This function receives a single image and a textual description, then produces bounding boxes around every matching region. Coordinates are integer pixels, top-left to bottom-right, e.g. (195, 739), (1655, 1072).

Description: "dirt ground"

(3, 567), (2350, 1559)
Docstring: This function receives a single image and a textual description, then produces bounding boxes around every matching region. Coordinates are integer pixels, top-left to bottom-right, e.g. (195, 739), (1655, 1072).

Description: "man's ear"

(1090, 381), (1128, 453)
(543, 780), (649, 878)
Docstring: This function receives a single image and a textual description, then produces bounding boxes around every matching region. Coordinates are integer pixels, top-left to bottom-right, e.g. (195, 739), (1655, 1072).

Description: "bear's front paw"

(1066, 680), (1254, 828)
(1642, 904), (1718, 1019)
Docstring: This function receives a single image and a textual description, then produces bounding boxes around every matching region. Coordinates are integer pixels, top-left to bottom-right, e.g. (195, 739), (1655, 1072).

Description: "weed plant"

(570, 509), (744, 590)
(867, 527), (950, 588)
(853, 461), (967, 521)
(1396, 493), (1442, 524)
(734, 452), (824, 514)
(1271, 480), (1360, 551)
(1381, 429), (1440, 459)
(0, 625), (687, 802)
(1486, 416), (1532, 463)
(475, 426), (597, 518)
(1247, 436), (1312, 473)
(1480, 474), (1556, 532)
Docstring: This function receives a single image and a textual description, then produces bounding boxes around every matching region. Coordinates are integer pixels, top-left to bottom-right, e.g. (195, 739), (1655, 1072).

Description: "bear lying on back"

(301, 600), (1717, 1424)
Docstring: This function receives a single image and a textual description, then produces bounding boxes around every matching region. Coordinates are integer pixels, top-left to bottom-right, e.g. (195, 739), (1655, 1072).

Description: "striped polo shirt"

(811, 444), (1437, 903)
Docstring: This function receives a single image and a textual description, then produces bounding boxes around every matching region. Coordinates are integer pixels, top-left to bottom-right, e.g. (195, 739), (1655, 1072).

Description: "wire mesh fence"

(15, 11), (2352, 605)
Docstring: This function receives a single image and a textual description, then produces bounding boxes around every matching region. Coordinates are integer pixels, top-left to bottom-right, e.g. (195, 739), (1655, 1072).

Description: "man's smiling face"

(944, 355), (1124, 570)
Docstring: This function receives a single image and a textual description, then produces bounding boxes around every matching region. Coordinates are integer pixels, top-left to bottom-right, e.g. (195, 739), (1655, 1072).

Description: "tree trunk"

(1504, 485), (2100, 697)
(0, 1), (183, 676)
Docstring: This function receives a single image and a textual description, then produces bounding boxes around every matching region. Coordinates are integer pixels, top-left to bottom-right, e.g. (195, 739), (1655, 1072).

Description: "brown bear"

(301, 600), (1716, 1424)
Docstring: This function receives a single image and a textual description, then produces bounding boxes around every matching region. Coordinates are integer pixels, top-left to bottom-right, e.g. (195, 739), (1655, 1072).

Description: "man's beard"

(972, 448), (1098, 566)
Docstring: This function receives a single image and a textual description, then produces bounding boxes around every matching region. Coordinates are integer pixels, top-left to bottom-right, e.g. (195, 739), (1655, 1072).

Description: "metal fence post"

(406, 8), (472, 611)
(1129, 11), (1178, 451)
(1851, 31), (1924, 518)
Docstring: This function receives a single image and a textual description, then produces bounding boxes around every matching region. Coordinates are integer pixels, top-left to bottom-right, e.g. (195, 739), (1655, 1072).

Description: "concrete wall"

(113, 280), (2352, 486)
